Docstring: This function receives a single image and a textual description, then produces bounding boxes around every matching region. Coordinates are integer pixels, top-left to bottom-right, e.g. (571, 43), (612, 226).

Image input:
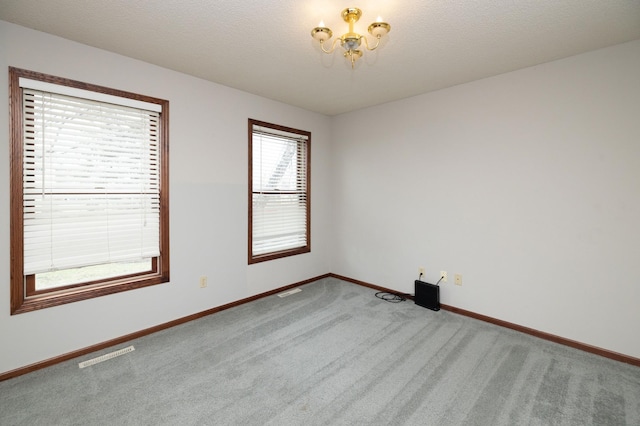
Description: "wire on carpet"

(375, 291), (410, 303)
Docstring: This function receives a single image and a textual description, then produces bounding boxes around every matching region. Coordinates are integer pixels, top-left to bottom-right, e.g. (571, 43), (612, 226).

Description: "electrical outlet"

(199, 276), (208, 288)
(440, 271), (447, 283)
(419, 267), (425, 275)
(454, 274), (462, 286)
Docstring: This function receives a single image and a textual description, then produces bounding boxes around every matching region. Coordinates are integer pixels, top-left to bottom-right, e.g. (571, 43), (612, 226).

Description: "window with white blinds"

(9, 67), (169, 315)
(249, 119), (310, 263)
(22, 88), (161, 275)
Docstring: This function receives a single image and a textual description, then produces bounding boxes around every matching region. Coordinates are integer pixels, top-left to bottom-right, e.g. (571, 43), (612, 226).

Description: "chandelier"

(311, 7), (391, 69)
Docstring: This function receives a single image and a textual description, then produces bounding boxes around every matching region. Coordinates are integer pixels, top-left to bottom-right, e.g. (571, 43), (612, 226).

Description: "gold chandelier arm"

(362, 35), (382, 52)
(320, 38), (341, 54)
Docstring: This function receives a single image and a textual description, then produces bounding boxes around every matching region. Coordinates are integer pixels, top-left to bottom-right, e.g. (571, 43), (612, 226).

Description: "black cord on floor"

(375, 291), (410, 303)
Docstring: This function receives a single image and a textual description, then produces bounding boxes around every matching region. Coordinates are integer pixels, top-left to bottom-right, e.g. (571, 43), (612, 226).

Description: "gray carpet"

(2, 277), (639, 425)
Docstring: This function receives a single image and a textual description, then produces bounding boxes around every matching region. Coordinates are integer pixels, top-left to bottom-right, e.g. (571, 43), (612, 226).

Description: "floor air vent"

(277, 288), (302, 298)
(78, 345), (135, 369)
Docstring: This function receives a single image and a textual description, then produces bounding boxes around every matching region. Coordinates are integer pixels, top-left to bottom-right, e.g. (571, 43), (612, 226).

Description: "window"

(248, 119), (310, 263)
(9, 68), (169, 314)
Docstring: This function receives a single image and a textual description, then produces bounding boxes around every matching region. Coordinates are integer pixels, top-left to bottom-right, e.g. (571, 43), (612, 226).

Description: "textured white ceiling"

(1, 0), (639, 115)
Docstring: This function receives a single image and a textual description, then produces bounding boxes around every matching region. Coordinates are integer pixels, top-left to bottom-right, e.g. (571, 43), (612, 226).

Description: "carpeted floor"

(2, 277), (639, 425)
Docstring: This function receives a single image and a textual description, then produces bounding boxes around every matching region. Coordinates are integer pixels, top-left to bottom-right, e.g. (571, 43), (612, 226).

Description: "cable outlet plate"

(199, 276), (207, 288)
(454, 274), (462, 286)
(440, 271), (447, 283)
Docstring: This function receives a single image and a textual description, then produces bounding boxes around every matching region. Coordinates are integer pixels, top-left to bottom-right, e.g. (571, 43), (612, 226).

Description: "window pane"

(253, 137), (299, 191)
(22, 89), (160, 275)
(252, 193), (307, 255)
(35, 259), (152, 290)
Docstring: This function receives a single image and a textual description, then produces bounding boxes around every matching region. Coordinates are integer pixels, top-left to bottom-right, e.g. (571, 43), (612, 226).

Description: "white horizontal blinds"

(252, 125), (308, 256)
(22, 87), (161, 275)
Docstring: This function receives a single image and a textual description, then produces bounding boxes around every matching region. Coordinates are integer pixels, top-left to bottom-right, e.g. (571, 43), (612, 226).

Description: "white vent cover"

(277, 288), (302, 298)
(78, 345), (135, 368)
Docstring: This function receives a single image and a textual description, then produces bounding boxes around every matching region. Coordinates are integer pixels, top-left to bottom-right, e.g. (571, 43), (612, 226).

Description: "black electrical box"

(414, 280), (440, 311)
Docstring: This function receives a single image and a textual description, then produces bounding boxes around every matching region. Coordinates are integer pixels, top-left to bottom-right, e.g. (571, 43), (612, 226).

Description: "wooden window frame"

(248, 119), (311, 264)
(9, 67), (170, 314)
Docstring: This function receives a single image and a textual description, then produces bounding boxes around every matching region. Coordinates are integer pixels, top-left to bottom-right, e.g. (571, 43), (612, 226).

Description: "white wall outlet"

(199, 276), (208, 288)
(440, 271), (447, 283)
(419, 267), (425, 275)
(454, 274), (462, 286)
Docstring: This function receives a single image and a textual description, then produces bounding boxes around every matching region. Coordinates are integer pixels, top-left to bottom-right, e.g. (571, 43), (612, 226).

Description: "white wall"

(331, 39), (640, 358)
(0, 21), (332, 375)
